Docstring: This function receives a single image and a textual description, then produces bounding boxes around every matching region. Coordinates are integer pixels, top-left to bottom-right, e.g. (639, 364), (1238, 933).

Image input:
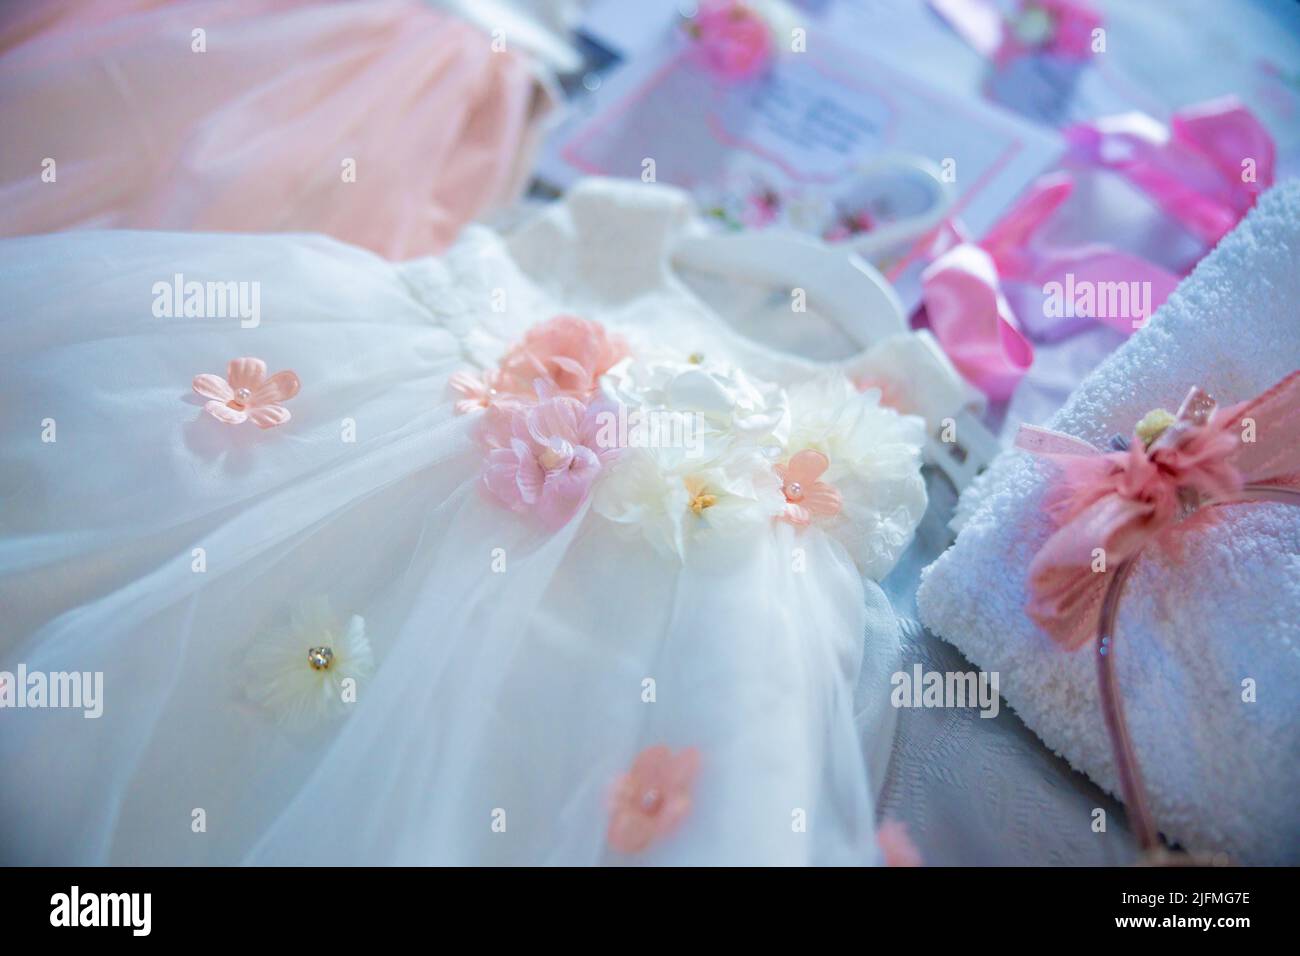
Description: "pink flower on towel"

(496, 314), (629, 400)
(775, 449), (843, 526)
(607, 745), (701, 854)
(687, 1), (773, 82)
(480, 384), (620, 526)
(193, 357), (299, 428)
(876, 820), (922, 867)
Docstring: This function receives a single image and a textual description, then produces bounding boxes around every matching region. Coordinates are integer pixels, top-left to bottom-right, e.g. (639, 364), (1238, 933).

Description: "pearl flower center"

(785, 480), (804, 501)
(640, 788), (663, 814)
(230, 386), (253, 409)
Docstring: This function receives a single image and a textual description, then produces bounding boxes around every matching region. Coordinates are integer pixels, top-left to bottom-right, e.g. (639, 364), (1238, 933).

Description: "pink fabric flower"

(876, 820), (922, 867)
(495, 314), (629, 400)
(996, 0), (1101, 64)
(480, 385), (620, 526)
(448, 368), (522, 415)
(825, 210), (874, 241)
(1037, 0), (1102, 58)
(743, 188), (781, 227)
(607, 745), (701, 854)
(687, 0), (773, 82)
(775, 449), (843, 526)
(192, 357), (299, 428)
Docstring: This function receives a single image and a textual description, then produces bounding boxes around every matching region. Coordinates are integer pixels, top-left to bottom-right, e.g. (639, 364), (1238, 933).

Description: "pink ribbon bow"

(1016, 371), (1300, 649)
(1065, 96), (1275, 247)
(920, 96), (1275, 401)
(920, 173), (1180, 400)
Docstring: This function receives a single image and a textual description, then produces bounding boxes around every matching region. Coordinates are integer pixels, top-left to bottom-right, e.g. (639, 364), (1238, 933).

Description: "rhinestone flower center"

(307, 646), (335, 671)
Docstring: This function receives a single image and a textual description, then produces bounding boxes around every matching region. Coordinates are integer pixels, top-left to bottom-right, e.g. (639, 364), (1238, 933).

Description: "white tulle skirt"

(0, 229), (899, 864)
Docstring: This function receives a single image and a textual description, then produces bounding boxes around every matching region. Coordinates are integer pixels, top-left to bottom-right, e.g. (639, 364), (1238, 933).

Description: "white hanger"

(670, 224), (1000, 490)
(842, 153), (955, 263)
(671, 230), (908, 347)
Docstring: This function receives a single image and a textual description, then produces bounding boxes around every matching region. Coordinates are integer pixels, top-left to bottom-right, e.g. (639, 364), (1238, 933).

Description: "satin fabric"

(1016, 371), (1300, 649)
(918, 98), (1274, 401)
(920, 174), (1179, 400)
(0, 0), (548, 258)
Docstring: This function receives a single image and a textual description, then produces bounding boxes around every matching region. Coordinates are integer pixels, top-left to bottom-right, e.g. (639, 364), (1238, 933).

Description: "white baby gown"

(0, 179), (928, 865)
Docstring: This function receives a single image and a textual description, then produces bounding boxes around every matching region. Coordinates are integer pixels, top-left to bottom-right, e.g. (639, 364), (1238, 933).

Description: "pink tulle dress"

(0, 0), (551, 257)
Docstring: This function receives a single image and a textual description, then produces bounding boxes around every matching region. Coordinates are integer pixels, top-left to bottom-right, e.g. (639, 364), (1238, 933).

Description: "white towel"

(918, 179), (1300, 865)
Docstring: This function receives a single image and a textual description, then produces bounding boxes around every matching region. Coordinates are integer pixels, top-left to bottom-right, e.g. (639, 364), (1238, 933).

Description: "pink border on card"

(561, 47), (693, 174)
(564, 45), (907, 183)
(560, 36), (1029, 269)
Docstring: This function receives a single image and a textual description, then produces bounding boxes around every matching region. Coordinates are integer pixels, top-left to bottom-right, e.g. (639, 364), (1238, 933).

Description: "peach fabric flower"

(495, 314), (629, 399)
(775, 449), (843, 526)
(876, 820), (922, 867)
(448, 368), (523, 415)
(607, 745), (700, 854)
(193, 357), (299, 428)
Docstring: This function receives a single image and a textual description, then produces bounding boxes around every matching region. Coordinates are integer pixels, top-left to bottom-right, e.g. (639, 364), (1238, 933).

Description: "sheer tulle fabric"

(0, 229), (894, 865)
(0, 0), (545, 257)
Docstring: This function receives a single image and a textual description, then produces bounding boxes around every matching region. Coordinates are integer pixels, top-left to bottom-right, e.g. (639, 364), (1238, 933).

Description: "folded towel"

(918, 180), (1300, 864)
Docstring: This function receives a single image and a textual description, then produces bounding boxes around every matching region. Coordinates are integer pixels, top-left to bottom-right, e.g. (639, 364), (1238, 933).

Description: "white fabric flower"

(594, 443), (784, 560)
(242, 596), (374, 728)
(783, 374), (928, 579)
(601, 356), (789, 450)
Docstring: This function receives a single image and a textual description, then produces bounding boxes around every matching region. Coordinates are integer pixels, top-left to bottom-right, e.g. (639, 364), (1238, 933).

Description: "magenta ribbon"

(1064, 96), (1276, 246)
(920, 173), (1180, 400)
(919, 97), (1275, 401)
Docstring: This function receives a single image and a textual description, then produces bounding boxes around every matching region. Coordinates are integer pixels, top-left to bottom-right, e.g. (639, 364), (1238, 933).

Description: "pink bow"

(920, 173), (1180, 400)
(919, 97), (1275, 401)
(1065, 97), (1275, 246)
(1016, 371), (1300, 649)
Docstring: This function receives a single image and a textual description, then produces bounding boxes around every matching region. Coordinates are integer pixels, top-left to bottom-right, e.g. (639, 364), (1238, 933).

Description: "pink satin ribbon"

(920, 97), (1275, 400)
(920, 173), (1180, 400)
(1064, 96), (1276, 246)
(1015, 370), (1300, 650)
